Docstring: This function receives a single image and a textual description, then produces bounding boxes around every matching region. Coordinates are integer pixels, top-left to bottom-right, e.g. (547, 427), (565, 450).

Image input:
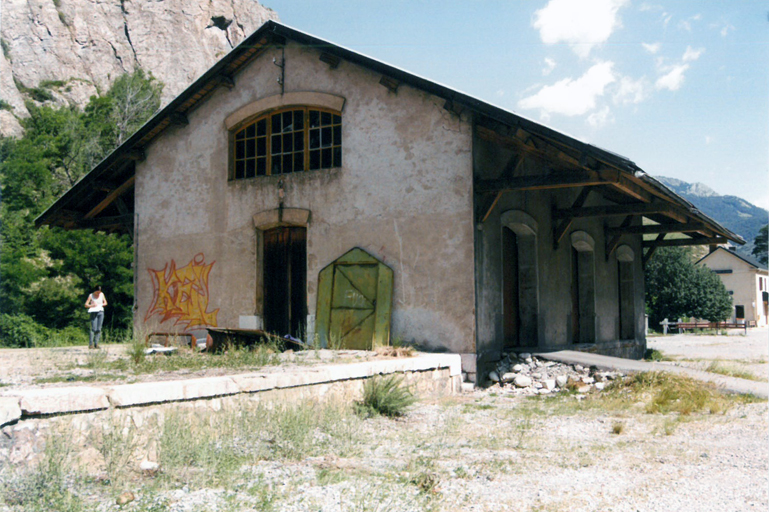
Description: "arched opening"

(502, 227), (520, 347)
(616, 245), (635, 340)
(253, 208), (311, 338)
(500, 210), (539, 347)
(263, 226), (307, 337)
(570, 231), (595, 343)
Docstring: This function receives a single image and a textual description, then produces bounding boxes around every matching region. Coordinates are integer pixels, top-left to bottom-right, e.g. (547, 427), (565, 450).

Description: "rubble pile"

(486, 352), (624, 395)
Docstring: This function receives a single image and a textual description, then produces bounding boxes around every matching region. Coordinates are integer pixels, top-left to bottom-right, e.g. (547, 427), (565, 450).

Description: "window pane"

(282, 134), (292, 154)
(257, 137), (266, 156)
(294, 152), (304, 172)
(236, 140), (245, 160)
(333, 147), (342, 167)
(309, 129), (320, 149)
(333, 114), (341, 125)
(321, 127), (332, 147)
(294, 110), (304, 130)
(309, 149), (320, 170)
(333, 126), (341, 146)
(294, 131), (304, 152)
(245, 159), (256, 179)
(272, 157), (282, 174)
(282, 111), (293, 132)
(271, 114), (281, 133)
(246, 123), (255, 139)
(272, 134), (281, 154)
(256, 118), (267, 136)
(256, 157), (266, 176)
(235, 130), (245, 141)
(235, 160), (245, 179)
(321, 111), (332, 125)
(283, 154), (292, 173)
(322, 148), (332, 168)
(246, 139), (255, 159)
(309, 110), (320, 128)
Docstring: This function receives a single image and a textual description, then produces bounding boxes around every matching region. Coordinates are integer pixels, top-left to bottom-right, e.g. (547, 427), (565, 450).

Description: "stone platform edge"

(0, 353), (461, 425)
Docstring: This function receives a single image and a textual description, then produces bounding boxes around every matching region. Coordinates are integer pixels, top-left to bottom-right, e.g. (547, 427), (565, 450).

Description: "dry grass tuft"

(375, 346), (414, 358)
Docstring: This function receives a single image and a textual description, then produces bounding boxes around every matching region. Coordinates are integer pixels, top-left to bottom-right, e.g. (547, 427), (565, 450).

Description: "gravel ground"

(648, 327), (769, 379)
(0, 334), (767, 512)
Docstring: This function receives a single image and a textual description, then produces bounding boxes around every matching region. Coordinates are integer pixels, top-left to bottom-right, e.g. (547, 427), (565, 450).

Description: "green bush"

(0, 313), (51, 347)
(357, 375), (416, 418)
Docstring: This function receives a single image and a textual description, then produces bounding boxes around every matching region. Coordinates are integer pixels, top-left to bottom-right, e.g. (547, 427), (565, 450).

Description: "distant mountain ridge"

(655, 176), (768, 255)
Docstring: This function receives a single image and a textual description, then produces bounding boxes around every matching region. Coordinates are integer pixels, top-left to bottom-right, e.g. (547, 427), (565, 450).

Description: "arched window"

(231, 107), (342, 180)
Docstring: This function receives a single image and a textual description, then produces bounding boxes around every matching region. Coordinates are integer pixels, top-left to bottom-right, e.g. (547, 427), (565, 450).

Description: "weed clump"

(356, 375), (416, 418)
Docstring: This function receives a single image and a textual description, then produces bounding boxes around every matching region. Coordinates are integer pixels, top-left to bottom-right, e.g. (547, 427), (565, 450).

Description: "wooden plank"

(83, 175), (136, 220)
(642, 236), (728, 248)
(372, 263), (394, 348)
(606, 222), (709, 236)
(642, 234), (666, 265)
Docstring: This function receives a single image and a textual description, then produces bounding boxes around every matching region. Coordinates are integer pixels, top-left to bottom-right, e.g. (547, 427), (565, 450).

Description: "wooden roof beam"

(476, 171), (605, 194)
(77, 214), (134, 230)
(553, 187), (592, 249)
(606, 222), (710, 237)
(643, 236), (728, 248)
(319, 52), (341, 69)
(83, 175), (136, 220)
(379, 75), (400, 93)
(605, 216), (632, 261)
(554, 201), (684, 221)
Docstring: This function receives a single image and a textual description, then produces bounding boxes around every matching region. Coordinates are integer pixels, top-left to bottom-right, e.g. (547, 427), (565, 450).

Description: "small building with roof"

(696, 247), (768, 327)
(36, 21), (744, 381)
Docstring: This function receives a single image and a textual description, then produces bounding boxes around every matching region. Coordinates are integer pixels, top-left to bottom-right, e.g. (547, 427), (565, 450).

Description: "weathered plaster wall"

(473, 138), (646, 371)
(135, 42), (476, 355)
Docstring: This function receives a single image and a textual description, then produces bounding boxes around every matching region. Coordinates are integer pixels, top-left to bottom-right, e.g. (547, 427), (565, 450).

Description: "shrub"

(0, 313), (50, 347)
(357, 375), (416, 418)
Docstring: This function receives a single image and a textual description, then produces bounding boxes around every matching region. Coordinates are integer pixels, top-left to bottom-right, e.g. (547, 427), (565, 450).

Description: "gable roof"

(697, 247), (768, 271)
(35, 20), (744, 248)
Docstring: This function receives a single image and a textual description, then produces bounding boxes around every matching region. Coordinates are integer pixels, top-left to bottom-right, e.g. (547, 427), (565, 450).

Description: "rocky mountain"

(656, 175), (768, 254)
(0, 0), (278, 137)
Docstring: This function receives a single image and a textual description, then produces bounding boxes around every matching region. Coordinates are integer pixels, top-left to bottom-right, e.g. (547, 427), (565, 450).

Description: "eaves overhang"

(34, 21), (745, 247)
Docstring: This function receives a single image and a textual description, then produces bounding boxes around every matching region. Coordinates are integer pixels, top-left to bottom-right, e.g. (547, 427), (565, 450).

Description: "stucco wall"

(134, 42), (476, 354)
(472, 139), (646, 369)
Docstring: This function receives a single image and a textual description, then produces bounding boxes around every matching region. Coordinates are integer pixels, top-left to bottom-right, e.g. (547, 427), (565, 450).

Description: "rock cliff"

(0, 0), (278, 137)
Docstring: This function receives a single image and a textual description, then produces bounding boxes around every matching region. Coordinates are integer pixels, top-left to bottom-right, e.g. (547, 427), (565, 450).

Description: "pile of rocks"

(486, 352), (624, 395)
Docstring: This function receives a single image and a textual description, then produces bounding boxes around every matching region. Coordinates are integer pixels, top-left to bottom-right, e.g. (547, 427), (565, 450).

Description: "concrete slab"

(536, 350), (769, 399)
(109, 376), (240, 407)
(14, 387), (110, 415)
(0, 397), (21, 426)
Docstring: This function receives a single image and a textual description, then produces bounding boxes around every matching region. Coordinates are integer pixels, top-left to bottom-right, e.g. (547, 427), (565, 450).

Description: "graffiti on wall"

(144, 253), (219, 330)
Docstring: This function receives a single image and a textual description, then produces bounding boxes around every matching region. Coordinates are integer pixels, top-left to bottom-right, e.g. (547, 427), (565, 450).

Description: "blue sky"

(269, 1), (768, 209)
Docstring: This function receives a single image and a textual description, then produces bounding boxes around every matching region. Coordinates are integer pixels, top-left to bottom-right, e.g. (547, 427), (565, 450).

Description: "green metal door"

(316, 248), (393, 350)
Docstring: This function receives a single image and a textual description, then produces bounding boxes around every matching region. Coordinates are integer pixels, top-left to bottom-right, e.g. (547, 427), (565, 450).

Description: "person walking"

(85, 286), (108, 349)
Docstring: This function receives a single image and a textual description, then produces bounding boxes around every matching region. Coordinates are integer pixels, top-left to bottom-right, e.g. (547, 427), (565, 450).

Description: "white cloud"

(719, 22), (735, 37)
(642, 42), (661, 54)
(705, 135), (712, 145)
(542, 58), (557, 76)
(682, 46), (704, 62)
(613, 76), (649, 104)
(496, 89), (505, 97)
(587, 106), (614, 128)
(532, 0), (629, 58)
(655, 64), (689, 91)
(518, 61), (616, 117)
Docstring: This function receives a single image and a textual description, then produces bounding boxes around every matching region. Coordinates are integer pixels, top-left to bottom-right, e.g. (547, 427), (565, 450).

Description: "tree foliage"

(752, 224), (768, 266)
(0, 70), (162, 342)
(645, 247), (733, 329)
